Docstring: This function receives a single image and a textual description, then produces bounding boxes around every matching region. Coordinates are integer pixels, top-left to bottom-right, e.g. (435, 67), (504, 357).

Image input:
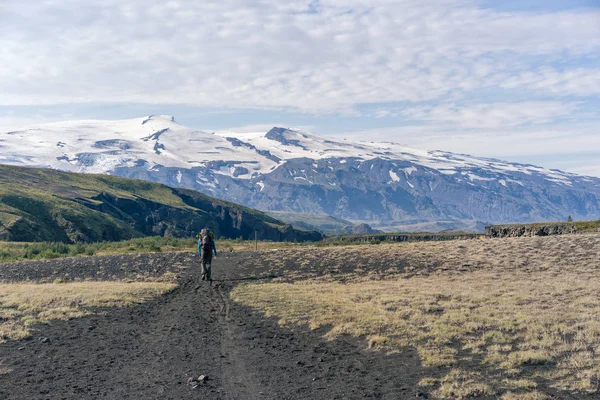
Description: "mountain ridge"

(1, 115), (599, 226)
(0, 165), (322, 243)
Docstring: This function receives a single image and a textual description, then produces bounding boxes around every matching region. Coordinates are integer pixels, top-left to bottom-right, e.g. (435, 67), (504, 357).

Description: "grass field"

(231, 233), (600, 399)
(0, 236), (309, 263)
(0, 281), (176, 343)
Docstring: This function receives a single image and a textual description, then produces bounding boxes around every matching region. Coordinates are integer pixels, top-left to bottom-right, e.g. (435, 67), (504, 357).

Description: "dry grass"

(232, 233), (600, 399)
(253, 233), (600, 279)
(0, 282), (176, 342)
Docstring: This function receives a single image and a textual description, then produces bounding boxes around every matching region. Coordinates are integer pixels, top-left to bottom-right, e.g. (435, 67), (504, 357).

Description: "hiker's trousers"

(201, 251), (213, 280)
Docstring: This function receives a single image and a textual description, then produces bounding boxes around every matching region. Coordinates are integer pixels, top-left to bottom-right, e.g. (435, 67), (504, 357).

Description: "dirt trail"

(0, 253), (423, 399)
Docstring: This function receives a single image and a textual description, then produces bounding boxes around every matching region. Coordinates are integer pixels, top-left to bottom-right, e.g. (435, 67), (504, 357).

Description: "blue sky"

(1, 0), (599, 175)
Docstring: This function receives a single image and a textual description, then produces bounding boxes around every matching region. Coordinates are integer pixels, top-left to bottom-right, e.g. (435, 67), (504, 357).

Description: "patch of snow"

(176, 170), (182, 183)
(547, 178), (573, 186)
(404, 166), (417, 175)
(438, 169), (457, 175)
(389, 170), (400, 182)
(256, 182), (265, 191)
(507, 178), (525, 186)
(293, 176), (313, 184)
(467, 174), (494, 181)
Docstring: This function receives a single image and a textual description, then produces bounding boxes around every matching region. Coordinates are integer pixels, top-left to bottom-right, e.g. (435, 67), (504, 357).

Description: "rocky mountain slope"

(2, 115), (600, 227)
(0, 165), (321, 243)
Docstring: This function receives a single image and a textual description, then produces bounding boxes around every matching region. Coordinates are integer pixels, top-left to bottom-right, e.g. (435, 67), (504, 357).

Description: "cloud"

(500, 68), (600, 97)
(396, 101), (582, 129)
(0, 113), (74, 130)
(2, 0), (599, 178)
(1, 0), (599, 113)
(567, 165), (600, 177)
(218, 122), (315, 133)
(340, 121), (600, 163)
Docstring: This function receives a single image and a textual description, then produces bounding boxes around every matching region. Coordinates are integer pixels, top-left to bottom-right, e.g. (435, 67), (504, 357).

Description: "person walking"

(197, 227), (217, 282)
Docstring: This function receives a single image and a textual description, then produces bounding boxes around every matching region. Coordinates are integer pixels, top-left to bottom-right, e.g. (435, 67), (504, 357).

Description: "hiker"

(197, 227), (217, 282)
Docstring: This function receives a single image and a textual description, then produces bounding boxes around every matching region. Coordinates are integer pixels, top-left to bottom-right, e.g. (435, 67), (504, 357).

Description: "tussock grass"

(0, 237), (308, 263)
(0, 282), (175, 342)
(0, 237), (197, 262)
(232, 233), (600, 399)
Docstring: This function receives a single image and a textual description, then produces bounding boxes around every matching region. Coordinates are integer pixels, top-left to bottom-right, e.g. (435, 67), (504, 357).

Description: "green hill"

(0, 165), (322, 243)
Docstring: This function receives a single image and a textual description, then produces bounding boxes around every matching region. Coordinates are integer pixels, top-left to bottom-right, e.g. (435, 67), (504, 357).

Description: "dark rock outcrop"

(485, 223), (577, 238)
(324, 232), (482, 243)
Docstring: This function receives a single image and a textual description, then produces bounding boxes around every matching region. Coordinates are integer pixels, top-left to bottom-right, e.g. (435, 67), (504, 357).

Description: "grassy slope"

(0, 165), (321, 243)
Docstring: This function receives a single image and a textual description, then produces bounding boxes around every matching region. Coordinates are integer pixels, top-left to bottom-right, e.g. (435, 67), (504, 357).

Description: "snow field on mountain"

(0, 114), (582, 186)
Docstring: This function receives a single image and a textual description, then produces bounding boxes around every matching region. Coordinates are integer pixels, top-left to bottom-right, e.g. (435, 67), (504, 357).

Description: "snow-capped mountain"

(2, 114), (599, 228)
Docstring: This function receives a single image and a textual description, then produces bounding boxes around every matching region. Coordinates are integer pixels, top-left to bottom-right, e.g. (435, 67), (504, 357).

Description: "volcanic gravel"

(0, 252), (425, 399)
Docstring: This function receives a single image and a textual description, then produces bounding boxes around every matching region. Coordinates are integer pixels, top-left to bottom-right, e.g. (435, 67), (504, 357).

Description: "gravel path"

(0, 252), (423, 399)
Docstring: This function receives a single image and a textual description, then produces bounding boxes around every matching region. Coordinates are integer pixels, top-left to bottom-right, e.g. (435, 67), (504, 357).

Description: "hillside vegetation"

(0, 165), (321, 243)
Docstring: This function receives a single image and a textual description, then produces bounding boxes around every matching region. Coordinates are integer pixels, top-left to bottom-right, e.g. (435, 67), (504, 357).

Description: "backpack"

(201, 233), (213, 252)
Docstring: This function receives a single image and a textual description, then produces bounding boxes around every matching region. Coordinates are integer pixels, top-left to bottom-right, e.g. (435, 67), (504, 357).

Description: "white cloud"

(341, 121), (600, 163)
(0, 114), (73, 130)
(500, 68), (600, 97)
(567, 165), (600, 178)
(396, 101), (582, 129)
(0, 0), (599, 113)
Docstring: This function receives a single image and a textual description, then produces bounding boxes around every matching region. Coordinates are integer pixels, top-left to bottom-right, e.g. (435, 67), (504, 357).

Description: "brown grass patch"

(0, 282), (176, 342)
(232, 233), (600, 399)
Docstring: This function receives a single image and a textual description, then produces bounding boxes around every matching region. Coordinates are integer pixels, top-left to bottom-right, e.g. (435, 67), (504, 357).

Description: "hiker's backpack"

(201, 234), (213, 252)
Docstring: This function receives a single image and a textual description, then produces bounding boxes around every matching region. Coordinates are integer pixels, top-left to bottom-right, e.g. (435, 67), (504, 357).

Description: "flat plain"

(1, 233), (599, 399)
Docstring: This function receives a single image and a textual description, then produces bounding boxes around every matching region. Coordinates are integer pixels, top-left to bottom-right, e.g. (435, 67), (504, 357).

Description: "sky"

(1, 0), (599, 176)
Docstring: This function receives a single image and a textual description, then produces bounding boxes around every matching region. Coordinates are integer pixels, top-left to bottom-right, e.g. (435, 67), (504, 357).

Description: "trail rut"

(0, 252), (423, 399)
